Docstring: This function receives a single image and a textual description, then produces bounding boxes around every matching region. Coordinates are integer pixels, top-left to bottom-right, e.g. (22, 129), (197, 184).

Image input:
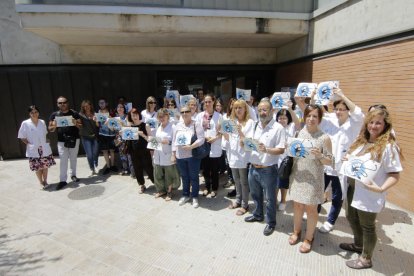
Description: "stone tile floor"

(0, 157), (413, 275)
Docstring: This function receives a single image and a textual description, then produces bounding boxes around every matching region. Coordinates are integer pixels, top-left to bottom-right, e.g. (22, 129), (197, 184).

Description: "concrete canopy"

(16, 5), (309, 64)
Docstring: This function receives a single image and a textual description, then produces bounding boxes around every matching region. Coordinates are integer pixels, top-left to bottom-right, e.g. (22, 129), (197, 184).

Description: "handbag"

(278, 156), (293, 180)
(191, 124), (210, 159)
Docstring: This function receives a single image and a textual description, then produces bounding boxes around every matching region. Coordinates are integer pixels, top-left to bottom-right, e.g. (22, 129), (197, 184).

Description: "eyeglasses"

(167, 104), (175, 107)
(148, 102), (156, 104)
(57, 101), (67, 105)
(180, 110), (191, 114)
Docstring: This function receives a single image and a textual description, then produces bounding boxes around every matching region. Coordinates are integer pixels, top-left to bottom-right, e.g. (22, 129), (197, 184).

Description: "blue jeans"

(176, 157), (201, 198)
(81, 137), (99, 170)
(318, 174), (343, 225)
(248, 165), (278, 227)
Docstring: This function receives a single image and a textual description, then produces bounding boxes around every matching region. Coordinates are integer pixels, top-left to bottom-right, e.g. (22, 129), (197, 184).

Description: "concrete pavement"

(0, 156), (413, 275)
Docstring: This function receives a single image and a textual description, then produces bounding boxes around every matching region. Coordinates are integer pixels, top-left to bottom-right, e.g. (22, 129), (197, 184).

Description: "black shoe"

(227, 189), (237, 198)
(110, 166), (118, 172)
(244, 215), (264, 223)
(263, 224), (275, 236)
(56, 181), (68, 190)
(71, 176), (80, 182)
(102, 168), (111, 175)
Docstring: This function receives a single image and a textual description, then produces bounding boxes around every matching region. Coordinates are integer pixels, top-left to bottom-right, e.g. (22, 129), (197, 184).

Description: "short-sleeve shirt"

(49, 110), (80, 142)
(350, 144), (403, 213)
(248, 119), (286, 166)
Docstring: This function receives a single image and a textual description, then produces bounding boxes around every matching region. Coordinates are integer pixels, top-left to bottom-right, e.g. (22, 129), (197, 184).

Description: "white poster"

(243, 137), (260, 152)
(166, 90), (180, 104)
(147, 137), (162, 150)
(56, 116), (74, 127)
(121, 127), (139, 140)
(179, 94), (195, 107)
(295, 83), (317, 98)
(221, 120), (238, 134)
(175, 131), (192, 146)
(236, 88), (251, 101)
(271, 92), (291, 109)
(107, 118), (122, 131)
(146, 118), (159, 129)
(315, 81), (339, 105)
(340, 155), (380, 182)
(286, 138), (315, 159)
(95, 113), (109, 124)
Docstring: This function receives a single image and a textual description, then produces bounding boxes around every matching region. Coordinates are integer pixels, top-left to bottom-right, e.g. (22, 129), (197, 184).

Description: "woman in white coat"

(18, 105), (56, 189)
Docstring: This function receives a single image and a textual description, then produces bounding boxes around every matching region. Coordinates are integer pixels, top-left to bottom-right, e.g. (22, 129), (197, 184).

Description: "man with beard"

(244, 99), (285, 236)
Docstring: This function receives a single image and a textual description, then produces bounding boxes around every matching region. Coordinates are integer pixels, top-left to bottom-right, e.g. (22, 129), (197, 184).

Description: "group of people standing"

(18, 86), (403, 270)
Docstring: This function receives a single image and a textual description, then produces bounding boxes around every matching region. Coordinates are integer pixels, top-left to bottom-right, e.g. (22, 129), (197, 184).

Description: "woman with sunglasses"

(289, 104), (333, 253)
(142, 96), (158, 136)
(166, 99), (180, 124)
(18, 105), (56, 189)
(172, 106), (205, 208)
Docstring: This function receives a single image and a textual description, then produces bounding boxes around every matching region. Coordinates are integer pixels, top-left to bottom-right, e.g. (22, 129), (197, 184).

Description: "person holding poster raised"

(340, 109), (403, 270)
(288, 104), (333, 253)
(317, 88), (365, 234)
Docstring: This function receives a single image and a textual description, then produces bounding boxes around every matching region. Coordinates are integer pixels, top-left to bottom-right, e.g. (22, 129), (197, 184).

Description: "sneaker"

(110, 166), (118, 172)
(71, 176), (80, 182)
(302, 213), (307, 220)
(278, 203), (286, 211)
(192, 198), (199, 208)
(121, 170), (129, 176)
(102, 167), (111, 175)
(89, 169), (96, 177)
(178, 196), (190, 206)
(56, 181), (67, 191)
(319, 221), (334, 233)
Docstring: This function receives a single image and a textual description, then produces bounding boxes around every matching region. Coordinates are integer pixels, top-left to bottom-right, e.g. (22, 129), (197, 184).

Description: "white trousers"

(57, 139), (80, 182)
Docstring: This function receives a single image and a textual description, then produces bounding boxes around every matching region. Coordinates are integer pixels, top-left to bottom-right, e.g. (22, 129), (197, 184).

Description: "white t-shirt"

(196, 111), (223, 158)
(248, 119), (286, 166)
(141, 109), (157, 136)
(17, 119), (52, 158)
(172, 120), (205, 159)
(227, 119), (254, 168)
(349, 144), (403, 213)
(320, 106), (365, 176)
(153, 123), (175, 166)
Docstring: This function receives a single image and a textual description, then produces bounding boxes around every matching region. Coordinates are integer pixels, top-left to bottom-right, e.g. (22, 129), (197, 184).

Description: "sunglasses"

(58, 101), (68, 105)
(180, 110), (191, 114)
(148, 102), (156, 104)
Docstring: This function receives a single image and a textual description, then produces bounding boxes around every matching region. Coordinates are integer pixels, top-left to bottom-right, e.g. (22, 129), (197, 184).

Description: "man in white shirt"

(244, 99), (285, 236)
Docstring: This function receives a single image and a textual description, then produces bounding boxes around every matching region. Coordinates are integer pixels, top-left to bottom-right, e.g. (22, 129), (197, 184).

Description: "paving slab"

(0, 157), (413, 275)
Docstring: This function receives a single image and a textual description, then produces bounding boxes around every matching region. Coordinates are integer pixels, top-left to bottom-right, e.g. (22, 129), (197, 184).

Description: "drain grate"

(68, 185), (105, 200)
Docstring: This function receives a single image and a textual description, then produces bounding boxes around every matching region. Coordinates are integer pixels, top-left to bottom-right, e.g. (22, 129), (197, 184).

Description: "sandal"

(346, 257), (372, 269)
(138, 185), (146, 194)
(236, 207), (248, 216)
(155, 192), (166, 198)
(165, 192), (172, 201)
(228, 202), (241, 209)
(339, 243), (363, 254)
(209, 191), (217, 198)
(299, 238), (314, 253)
(288, 231), (301, 245)
(202, 190), (209, 196)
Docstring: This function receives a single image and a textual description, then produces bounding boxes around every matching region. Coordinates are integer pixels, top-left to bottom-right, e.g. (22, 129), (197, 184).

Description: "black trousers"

(202, 156), (220, 192)
(130, 147), (154, 185)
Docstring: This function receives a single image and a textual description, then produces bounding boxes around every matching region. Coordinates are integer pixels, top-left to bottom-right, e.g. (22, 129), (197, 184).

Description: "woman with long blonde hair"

(340, 108), (403, 270)
(225, 99), (254, 215)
